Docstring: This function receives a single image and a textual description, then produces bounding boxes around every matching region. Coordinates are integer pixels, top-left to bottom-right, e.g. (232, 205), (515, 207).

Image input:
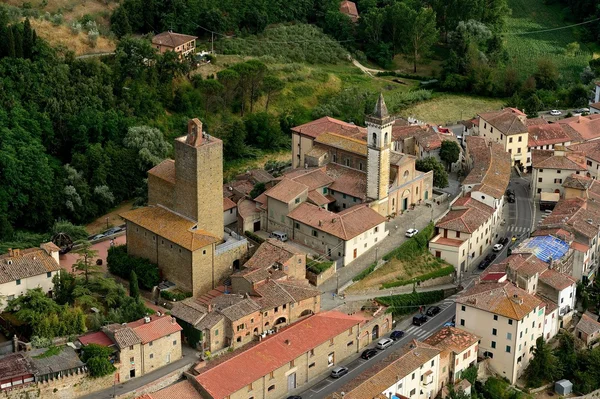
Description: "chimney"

(207, 303), (213, 312)
(533, 135), (538, 141)
(186, 118), (203, 146)
(284, 339), (291, 345)
(318, 220), (322, 227)
(144, 316), (151, 324)
(171, 316), (176, 324)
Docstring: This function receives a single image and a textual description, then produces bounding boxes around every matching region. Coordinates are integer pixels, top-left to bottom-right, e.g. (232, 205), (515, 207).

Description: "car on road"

(405, 228), (419, 238)
(506, 189), (515, 196)
(390, 330), (405, 341)
(426, 306), (441, 316)
(287, 396), (302, 399)
(550, 110), (562, 116)
(485, 253), (497, 263)
(573, 108), (589, 115)
(500, 237), (510, 246)
(361, 348), (378, 360)
(478, 259), (490, 270)
(493, 244), (504, 252)
(507, 195), (515, 203)
(376, 338), (394, 350)
(413, 314), (428, 326)
(330, 366), (349, 378)
(91, 234), (105, 241)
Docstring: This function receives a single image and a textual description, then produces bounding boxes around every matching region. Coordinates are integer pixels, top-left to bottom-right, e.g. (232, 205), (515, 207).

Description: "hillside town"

(2, 0), (600, 398)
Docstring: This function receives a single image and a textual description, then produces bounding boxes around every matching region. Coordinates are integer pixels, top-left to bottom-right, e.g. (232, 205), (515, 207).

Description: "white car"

(405, 228), (419, 238)
(493, 244), (504, 252)
(550, 110), (562, 116)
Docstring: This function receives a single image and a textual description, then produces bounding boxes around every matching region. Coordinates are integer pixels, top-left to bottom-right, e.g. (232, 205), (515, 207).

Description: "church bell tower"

(366, 93), (393, 201)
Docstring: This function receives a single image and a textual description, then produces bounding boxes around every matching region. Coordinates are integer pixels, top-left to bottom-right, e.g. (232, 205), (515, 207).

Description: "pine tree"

(129, 270), (140, 299)
(12, 25), (23, 58)
(23, 18), (33, 59)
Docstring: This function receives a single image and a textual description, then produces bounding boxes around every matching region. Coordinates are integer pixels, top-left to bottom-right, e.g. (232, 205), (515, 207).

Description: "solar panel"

(519, 236), (569, 263)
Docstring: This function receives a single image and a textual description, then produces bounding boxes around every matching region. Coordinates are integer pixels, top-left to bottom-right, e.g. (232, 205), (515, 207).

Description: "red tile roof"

(539, 268), (576, 291)
(149, 159), (176, 184)
(568, 141), (600, 163)
(436, 195), (494, 233)
(292, 116), (366, 139)
(325, 163), (367, 200)
(478, 109), (527, 135)
(195, 311), (366, 399)
(223, 197), (236, 211)
(528, 124), (571, 147)
(556, 114), (600, 142)
(531, 149), (586, 170)
(339, 0), (359, 21)
(78, 331), (115, 347)
(152, 32), (197, 48)
(463, 136), (511, 199)
(129, 315), (182, 345)
(456, 282), (543, 320)
(264, 178), (307, 203)
(423, 327), (479, 355)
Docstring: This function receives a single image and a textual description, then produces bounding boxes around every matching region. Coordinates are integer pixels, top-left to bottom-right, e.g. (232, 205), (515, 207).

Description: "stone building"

(152, 31), (197, 59)
(122, 119), (248, 296)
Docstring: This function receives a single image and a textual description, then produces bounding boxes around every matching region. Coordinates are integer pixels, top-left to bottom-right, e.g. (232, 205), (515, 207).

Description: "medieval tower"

(366, 93), (393, 208)
(173, 118), (224, 239)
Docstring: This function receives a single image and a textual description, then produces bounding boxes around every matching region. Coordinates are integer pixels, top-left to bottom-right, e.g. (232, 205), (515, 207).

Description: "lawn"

(400, 93), (506, 124)
(504, 0), (593, 81)
(347, 252), (449, 293)
(85, 200), (134, 235)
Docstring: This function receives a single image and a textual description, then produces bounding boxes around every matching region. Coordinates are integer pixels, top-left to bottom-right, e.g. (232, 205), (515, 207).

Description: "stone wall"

(306, 265), (336, 287)
(1, 371), (114, 399)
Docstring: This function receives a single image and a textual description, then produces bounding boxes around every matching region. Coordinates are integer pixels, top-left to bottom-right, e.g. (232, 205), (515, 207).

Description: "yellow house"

(478, 109), (528, 167)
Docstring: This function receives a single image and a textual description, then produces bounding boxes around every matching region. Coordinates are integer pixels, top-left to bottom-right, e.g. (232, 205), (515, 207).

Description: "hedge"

(376, 290), (445, 316)
(160, 290), (193, 301)
(375, 71), (431, 81)
(245, 231), (265, 244)
(352, 262), (377, 282)
(107, 245), (160, 290)
(383, 222), (435, 262)
(307, 260), (334, 275)
(380, 266), (454, 289)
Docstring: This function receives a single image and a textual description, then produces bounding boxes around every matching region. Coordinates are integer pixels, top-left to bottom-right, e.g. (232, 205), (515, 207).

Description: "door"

(287, 373), (297, 391)
(372, 325), (379, 339)
(403, 197), (408, 210)
(130, 369), (136, 379)
(166, 353), (171, 364)
(253, 220), (261, 232)
(425, 191), (428, 200)
(353, 248), (357, 259)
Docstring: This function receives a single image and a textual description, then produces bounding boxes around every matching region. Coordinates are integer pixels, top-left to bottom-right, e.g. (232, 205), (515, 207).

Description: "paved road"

(291, 295), (462, 399)
(505, 175), (533, 239)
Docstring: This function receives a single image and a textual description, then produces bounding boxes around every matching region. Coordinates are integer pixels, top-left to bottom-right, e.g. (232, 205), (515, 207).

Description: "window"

(588, 160), (593, 166)
(494, 315), (498, 321)
(537, 188), (542, 194)
(491, 341), (496, 349)
(47, 272), (52, 278)
(359, 162), (363, 171)
(410, 389), (416, 396)
(333, 154), (337, 163)
(507, 332), (512, 340)
(149, 341), (153, 347)
(203, 250), (206, 255)
(309, 362), (315, 368)
(173, 340), (177, 346)
(312, 230), (318, 237)
(501, 134), (504, 140)
(412, 373), (416, 380)
(268, 385), (275, 392)
(538, 177), (542, 183)
(16, 279), (21, 285)
(539, 169), (544, 172)
(347, 341), (354, 347)
(375, 226), (379, 233)
(274, 307), (278, 313)
(150, 353), (154, 359)
(130, 357), (134, 363)
(343, 194), (347, 199)
(295, 197), (300, 204)
(492, 328), (497, 336)
(517, 356), (522, 363)
(484, 123), (487, 129)
(557, 170), (561, 174)
(345, 158), (350, 167)
(431, 360), (435, 366)
(215, 329), (219, 336)
(460, 319), (465, 326)
(129, 346), (134, 350)
(517, 148), (521, 153)
(508, 319), (513, 325)
(509, 149), (512, 154)
(461, 305), (466, 311)
(456, 231), (461, 238)
(519, 331), (523, 338)
(519, 136), (523, 142)
(554, 178), (562, 184)
(509, 137), (513, 143)
(294, 222), (300, 229)
(506, 345), (511, 353)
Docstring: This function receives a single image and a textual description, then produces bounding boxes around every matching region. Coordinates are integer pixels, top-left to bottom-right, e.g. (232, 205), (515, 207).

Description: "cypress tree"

(6, 27), (15, 58)
(12, 25), (23, 58)
(129, 270), (140, 299)
(23, 18), (32, 59)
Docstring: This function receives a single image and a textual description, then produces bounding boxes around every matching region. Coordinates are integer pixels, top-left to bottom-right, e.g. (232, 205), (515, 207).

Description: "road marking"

(405, 326), (418, 334)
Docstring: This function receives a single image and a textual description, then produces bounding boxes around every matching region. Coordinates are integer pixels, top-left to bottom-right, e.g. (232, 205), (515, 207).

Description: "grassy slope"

(400, 94), (505, 125)
(504, 0), (592, 81)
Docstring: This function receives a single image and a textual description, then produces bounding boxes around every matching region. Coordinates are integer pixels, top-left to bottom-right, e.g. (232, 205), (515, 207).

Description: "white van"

(269, 231), (288, 242)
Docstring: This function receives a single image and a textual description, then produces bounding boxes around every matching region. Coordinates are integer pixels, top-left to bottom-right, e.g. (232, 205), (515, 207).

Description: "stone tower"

(366, 93), (393, 201)
(174, 118), (224, 239)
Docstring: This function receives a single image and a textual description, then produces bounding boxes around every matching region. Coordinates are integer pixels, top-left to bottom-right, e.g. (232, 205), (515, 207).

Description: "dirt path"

(351, 59), (383, 77)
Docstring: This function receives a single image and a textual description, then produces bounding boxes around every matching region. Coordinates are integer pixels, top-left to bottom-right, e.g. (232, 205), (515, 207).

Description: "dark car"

(413, 314), (429, 326)
(287, 396), (302, 399)
(506, 189), (515, 196)
(390, 330), (405, 341)
(486, 253), (497, 262)
(500, 237), (510, 246)
(361, 348), (378, 360)
(478, 259), (490, 270)
(426, 306), (441, 316)
(507, 195), (516, 203)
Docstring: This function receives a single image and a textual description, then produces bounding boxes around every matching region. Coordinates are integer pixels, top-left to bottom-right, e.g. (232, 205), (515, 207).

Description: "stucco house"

(152, 31), (197, 59)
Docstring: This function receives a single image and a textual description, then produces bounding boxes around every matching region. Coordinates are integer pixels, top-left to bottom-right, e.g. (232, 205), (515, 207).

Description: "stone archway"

(372, 325), (380, 340)
(275, 317), (287, 325)
(300, 309), (314, 317)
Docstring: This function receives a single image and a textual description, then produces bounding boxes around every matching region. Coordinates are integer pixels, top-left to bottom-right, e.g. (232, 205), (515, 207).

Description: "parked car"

(477, 259), (490, 270)
(413, 314), (428, 326)
(330, 366), (349, 378)
(405, 228), (419, 238)
(500, 237), (510, 245)
(376, 338), (394, 350)
(91, 234), (105, 241)
(506, 189), (515, 196)
(550, 110), (562, 116)
(426, 306), (441, 316)
(493, 244), (504, 252)
(269, 231), (288, 242)
(390, 330), (405, 341)
(485, 253), (497, 262)
(287, 396), (302, 399)
(361, 348), (378, 360)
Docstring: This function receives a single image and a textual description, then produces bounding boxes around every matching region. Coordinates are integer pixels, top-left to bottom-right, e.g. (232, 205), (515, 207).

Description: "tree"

(81, 343), (116, 377)
(72, 240), (100, 284)
(250, 182), (266, 199)
(524, 337), (562, 387)
(525, 94), (542, 118)
(568, 84), (589, 108)
(23, 19), (33, 59)
(566, 42), (580, 57)
(6, 24), (15, 58)
(123, 125), (172, 171)
(216, 68), (240, 109)
(262, 75), (285, 111)
(399, 5), (438, 73)
(439, 140), (461, 170)
(534, 58), (559, 90)
(555, 332), (577, 379)
(416, 157), (448, 188)
(110, 6), (132, 38)
(129, 270), (140, 299)
(198, 79), (224, 116)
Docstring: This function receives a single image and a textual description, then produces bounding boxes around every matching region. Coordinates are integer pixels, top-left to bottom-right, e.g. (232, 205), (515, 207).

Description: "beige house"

(575, 313), (600, 347)
(0, 243), (61, 310)
(103, 315), (183, 382)
(121, 119), (248, 296)
(194, 311), (370, 399)
(223, 197), (237, 226)
(567, 141), (600, 178)
(455, 282), (546, 384)
(526, 123), (573, 168)
(478, 108), (528, 167)
(152, 31), (197, 59)
(329, 340), (442, 399)
(531, 147), (587, 199)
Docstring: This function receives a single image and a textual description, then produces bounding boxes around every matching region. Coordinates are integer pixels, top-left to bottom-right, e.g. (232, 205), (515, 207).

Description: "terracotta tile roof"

(195, 312), (224, 331)
(223, 197), (236, 211)
(456, 281), (543, 320)
(195, 311), (366, 399)
(148, 159), (176, 184)
(325, 163), (368, 200)
(480, 272), (507, 282)
(463, 136), (510, 199)
(528, 124), (571, 147)
(339, 0), (359, 21)
(333, 340), (441, 399)
(526, 118), (549, 127)
(230, 180), (254, 196)
(315, 132), (368, 156)
(113, 327), (141, 348)
(423, 327), (479, 355)
(120, 206), (219, 251)
(535, 295), (558, 314)
(305, 144), (329, 159)
(570, 241), (589, 253)
(531, 228), (574, 242)
(219, 298), (261, 322)
(292, 116), (366, 139)
(568, 141), (600, 163)
(41, 242), (60, 253)
(308, 190), (334, 205)
(78, 331), (115, 347)
(503, 253), (548, 277)
(478, 109), (527, 135)
(436, 195), (494, 233)
(243, 239), (300, 270)
(287, 168), (334, 191)
(556, 114), (600, 142)
(0, 353), (35, 380)
(131, 315), (182, 345)
(539, 268), (576, 291)
(562, 173), (593, 189)
(276, 280), (321, 302)
(152, 32), (197, 48)
(145, 380), (201, 399)
(392, 123), (432, 141)
(531, 149), (586, 170)
(0, 247), (61, 284)
(431, 236), (464, 247)
(540, 197), (600, 239)
(170, 299), (208, 326)
(253, 280), (319, 309)
(264, 178), (307, 203)
(576, 312), (600, 335)
(237, 169), (274, 184)
(237, 198), (261, 218)
(288, 203), (386, 240)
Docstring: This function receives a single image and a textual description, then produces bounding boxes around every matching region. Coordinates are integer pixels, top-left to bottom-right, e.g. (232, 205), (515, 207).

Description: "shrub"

(376, 290), (445, 316)
(376, 71), (431, 81)
(160, 290), (192, 301)
(244, 231), (265, 244)
(381, 266), (454, 289)
(383, 223), (434, 262)
(307, 260), (334, 275)
(107, 245), (159, 290)
(82, 344), (116, 377)
(352, 262), (377, 282)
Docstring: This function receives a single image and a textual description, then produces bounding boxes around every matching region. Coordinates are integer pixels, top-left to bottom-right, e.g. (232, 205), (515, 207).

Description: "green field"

(505, 0), (593, 81)
(400, 94), (506, 125)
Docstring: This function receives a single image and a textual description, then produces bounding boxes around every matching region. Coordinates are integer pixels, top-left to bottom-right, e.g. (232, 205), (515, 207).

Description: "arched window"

(268, 385), (275, 392)
(372, 133), (377, 144)
(384, 132), (388, 143)
(403, 170), (409, 180)
(416, 187), (419, 195)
